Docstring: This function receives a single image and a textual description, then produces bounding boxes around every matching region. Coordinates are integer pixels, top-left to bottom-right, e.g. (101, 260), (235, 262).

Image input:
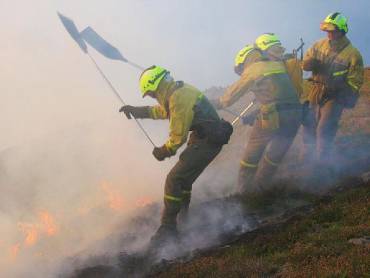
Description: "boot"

(149, 224), (179, 249)
(238, 166), (257, 195)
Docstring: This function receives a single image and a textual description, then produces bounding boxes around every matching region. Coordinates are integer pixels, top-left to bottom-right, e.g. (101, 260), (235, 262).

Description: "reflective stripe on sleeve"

(240, 160), (258, 168)
(150, 108), (158, 119)
(164, 194), (182, 202)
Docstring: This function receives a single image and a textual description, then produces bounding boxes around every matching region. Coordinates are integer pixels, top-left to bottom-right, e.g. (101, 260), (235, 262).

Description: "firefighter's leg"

(301, 104), (318, 164)
(177, 184), (192, 225)
(238, 123), (272, 194)
(316, 100), (343, 163)
(255, 110), (301, 189)
(161, 140), (222, 229)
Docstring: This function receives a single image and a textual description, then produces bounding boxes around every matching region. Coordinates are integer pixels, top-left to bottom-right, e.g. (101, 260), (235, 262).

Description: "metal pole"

(231, 101), (255, 126)
(127, 61), (145, 71)
(87, 53), (156, 147)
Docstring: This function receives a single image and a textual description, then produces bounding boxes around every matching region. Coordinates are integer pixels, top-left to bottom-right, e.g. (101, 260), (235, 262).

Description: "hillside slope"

(150, 68), (370, 277)
(152, 180), (370, 277)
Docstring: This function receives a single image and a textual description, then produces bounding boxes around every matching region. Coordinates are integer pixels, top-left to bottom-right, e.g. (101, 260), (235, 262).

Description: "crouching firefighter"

(211, 34), (302, 194)
(120, 65), (233, 245)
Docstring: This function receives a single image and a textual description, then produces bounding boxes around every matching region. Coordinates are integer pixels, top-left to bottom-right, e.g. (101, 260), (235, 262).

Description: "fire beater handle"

(231, 101), (255, 126)
(88, 53), (156, 147)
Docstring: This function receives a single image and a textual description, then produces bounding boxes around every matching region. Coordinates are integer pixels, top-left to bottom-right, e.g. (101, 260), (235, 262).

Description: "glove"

(119, 105), (150, 119)
(152, 145), (173, 161)
(242, 110), (259, 126)
(242, 114), (255, 126)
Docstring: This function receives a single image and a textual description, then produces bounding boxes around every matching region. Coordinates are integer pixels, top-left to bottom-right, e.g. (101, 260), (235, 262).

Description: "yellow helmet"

(255, 33), (281, 51)
(234, 44), (256, 67)
(320, 12), (348, 33)
(139, 65), (169, 97)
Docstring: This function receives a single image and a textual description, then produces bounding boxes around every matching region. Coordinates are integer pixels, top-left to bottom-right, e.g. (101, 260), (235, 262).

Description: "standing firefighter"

(120, 66), (232, 244)
(302, 12), (364, 169)
(212, 34), (302, 194)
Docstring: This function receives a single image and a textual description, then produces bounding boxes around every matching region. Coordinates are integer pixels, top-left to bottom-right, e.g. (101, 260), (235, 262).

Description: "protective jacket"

(220, 60), (299, 108)
(146, 81), (220, 154)
(302, 36), (364, 107)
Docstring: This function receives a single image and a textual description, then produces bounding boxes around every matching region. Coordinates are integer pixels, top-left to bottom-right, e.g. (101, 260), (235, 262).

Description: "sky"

(0, 1), (369, 276)
(0, 0), (370, 146)
(1, 0), (369, 148)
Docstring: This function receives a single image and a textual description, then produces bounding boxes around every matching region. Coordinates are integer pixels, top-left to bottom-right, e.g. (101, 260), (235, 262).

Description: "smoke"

(1, 0), (370, 277)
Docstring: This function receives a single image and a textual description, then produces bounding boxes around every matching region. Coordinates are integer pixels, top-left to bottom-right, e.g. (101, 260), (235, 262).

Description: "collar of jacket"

(328, 35), (350, 52)
(155, 80), (184, 108)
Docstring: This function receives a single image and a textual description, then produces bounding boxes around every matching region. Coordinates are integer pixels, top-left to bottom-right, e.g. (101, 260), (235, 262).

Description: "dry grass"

(154, 184), (370, 278)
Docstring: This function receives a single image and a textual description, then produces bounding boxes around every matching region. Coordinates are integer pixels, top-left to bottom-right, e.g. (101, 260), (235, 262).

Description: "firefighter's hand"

(242, 114), (256, 126)
(119, 105), (150, 119)
(152, 145), (172, 161)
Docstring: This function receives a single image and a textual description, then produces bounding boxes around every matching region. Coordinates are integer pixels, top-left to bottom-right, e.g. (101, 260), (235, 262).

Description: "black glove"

(152, 145), (172, 161)
(119, 105), (150, 119)
(242, 110), (259, 126)
(242, 114), (255, 126)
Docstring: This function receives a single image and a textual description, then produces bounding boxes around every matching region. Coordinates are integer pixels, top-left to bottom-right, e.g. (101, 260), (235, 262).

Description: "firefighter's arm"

(219, 70), (255, 109)
(164, 96), (195, 154)
(302, 45), (318, 71)
(148, 105), (168, 119)
(346, 51), (364, 92)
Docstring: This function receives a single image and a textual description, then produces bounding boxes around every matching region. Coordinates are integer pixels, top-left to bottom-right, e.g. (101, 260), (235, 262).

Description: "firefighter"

(212, 34), (302, 194)
(302, 12), (364, 169)
(120, 66), (232, 244)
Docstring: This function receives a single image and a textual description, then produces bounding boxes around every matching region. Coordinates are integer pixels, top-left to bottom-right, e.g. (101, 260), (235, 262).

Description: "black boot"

(149, 224), (179, 249)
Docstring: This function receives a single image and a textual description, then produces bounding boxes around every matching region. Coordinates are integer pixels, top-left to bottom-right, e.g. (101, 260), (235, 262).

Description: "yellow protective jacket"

(219, 60), (300, 108)
(302, 36), (364, 105)
(147, 81), (219, 154)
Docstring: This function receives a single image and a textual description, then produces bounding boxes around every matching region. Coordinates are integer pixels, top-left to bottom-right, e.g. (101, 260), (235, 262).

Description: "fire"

(135, 197), (154, 208)
(9, 244), (20, 261)
(39, 211), (57, 236)
(12, 210), (58, 260)
(101, 181), (125, 212)
(18, 223), (38, 247)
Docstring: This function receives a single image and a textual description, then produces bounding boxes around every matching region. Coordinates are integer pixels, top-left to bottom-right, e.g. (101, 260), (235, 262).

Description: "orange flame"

(39, 211), (57, 236)
(17, 210), (58, 250)
(101, 182), (125, 212)
(9, 243), (20, 261)
(18, 223), (38, 247)
(135, 197), (154, 208)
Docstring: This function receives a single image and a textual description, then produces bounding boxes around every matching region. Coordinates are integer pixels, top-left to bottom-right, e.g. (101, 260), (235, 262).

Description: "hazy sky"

(1, 0), (369, 147)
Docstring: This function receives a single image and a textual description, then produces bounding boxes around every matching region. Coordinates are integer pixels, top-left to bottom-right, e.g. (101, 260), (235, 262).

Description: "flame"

(135, 197), (154, 208)
(39, 211), (57, 236)
(101, 182), (125, 212)
(18, 223), (38, 247)
(9, 244), (20, 261)
(16, 210), (58, 251)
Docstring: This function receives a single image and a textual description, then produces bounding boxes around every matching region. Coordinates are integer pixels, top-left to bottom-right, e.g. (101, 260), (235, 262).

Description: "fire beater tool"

(57, 12), (155, 147)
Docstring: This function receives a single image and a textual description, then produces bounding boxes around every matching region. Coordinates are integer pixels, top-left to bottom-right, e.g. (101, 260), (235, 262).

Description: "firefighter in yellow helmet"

(212, 34), (302, 193)
(120, 66), (232, 245)
(302, 12), (364, 170)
